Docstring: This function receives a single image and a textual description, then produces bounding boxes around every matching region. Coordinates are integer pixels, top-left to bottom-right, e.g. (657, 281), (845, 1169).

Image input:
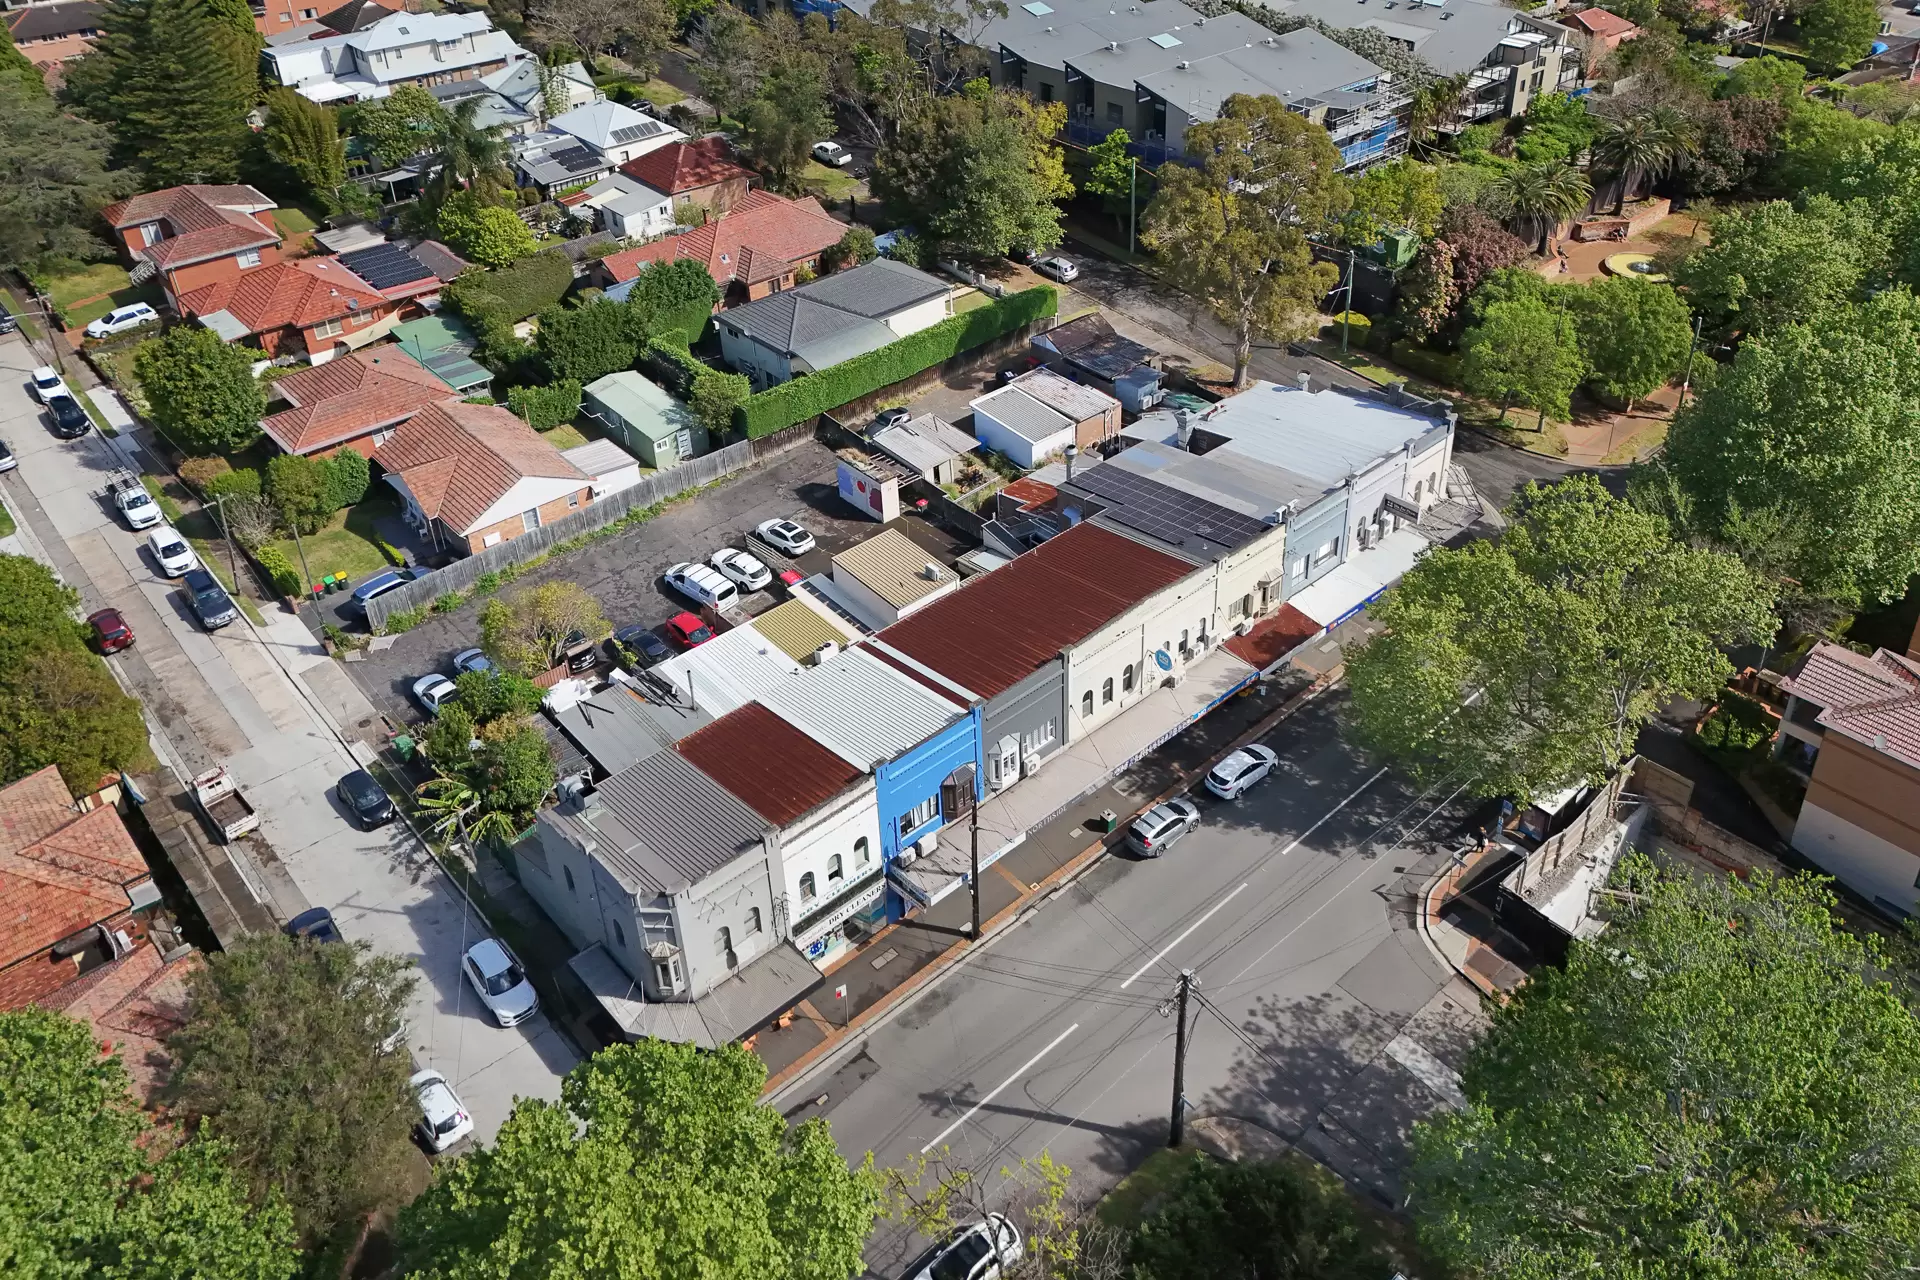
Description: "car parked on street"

(284, 906), (344, 944)
(1204, 744), (1279, 800)
(84, 302), (159, 339)
(111, 475), (160, 528)
(147, 524), (196, 577)
(663, 611), (712, 650)
(87, 608), (134, 654)
(665, 561), (740, 611)
(902, 1216), (1024, 1280)
(412, 672), (457, 715)
(1125, 798), (1200, 857)
(462, 938), (539, 1027)
(812, 140), (854, 167)
(184, 568), (238, 629)
(411, 1068), (474, 1153)
(336, 768), (396, 829)
(1033, 255), (1079, 283)
(755, 518), (816, 556)
(30, 366), (68, 404)
(345, 568), (416, 617)
(608, 623), (671, 668)
(453, 647), (493, 675)
(45, 394), (90, 439)
(0, 439), (18, 474)
(709, 546), (771, 592)
(0, 300), (16, 335)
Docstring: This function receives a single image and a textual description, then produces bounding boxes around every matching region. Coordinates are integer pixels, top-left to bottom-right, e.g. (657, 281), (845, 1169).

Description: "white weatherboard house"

(548, 101), (686, 166)
(265, 10), (530, 105)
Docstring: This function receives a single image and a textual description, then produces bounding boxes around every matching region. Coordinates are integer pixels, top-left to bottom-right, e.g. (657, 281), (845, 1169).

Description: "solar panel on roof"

(608, 121), (665, 145)
(337, 242), (433, 291)
(1021, 1), (1052, 12)
(550, 145), (601, 171)
(1073, 464), (1269, 553)
(423, 350), (490, 391)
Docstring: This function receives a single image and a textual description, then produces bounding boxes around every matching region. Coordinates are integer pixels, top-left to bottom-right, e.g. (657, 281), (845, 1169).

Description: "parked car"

(284, 906), (343, 944)
(0, 439), (17, 474)
(87, 607), (134, 654)
(147, 524), (197, 577)
(812, 140), (854, 167)
(755, 518), (816, 556)
(663, 611), (713, 650)
(412, 672), (457, 715)
(0, 299), (16, 335)
(608, 623), (671, 668)
(453, 647), (493, 675)
(462, 938), (539, 1027)
(1204, 744), (1279, 800)
(777, 568), (805, 591)
(345, 568), (416, 616)
(902, 1216), (1024, 1280)
(29, 366), (68, 404)
(184, 568), (238, 629)
(336, 768), (396, 830)
(1007, 245), (1036, 265)
(664, 561), (740, 611)
(84, 301), (159, 339)
(411, 1068), (474, 1154)
(111, 475), (159, 528)
(709, 546), (771, 592)
(1033, 255), (1079, 283)
(192, 764), (257, 840)
(45, 394), (89, 439)
(1125, 798), (1200, 857)
(873, 406), (911, 431)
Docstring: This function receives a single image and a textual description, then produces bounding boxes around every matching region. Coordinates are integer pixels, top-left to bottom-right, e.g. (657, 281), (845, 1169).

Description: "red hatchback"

(88, 608), (134, 653)
(663, 611), (713, 650)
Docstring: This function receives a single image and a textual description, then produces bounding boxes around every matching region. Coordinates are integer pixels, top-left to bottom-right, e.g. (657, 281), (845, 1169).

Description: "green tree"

(534, 299), (645, 382)
(166, 934), (417, 1248)
(1592, 109), (1694, 215)
(465, 719), (556, 833)
(1459, 296), (1585, 428)
(1129, 1157), (1390, 1280)
(689, 367), (750, 438)
(344, 84), (447, 168)
(1347, 476), (1774, 801)
(395, 1040), (880, 1280)
(1410, 857), (1920, 1279)
(0, 78), (131, 274)
(1797, 0), (1880, 71)
(419, 704), (477, 771)
(436, 191), (536, 268)
(1342, 156), (1444, 245)
(823, 225), (878, 273)
(1659, 288), (1920, 611)
(1569, 277), (1691, 409)
(62, 0), (258, 184)
(425, 96), (512, 207)
(1488, 160), (1592, 255)
(1513, 91), (1596, 165)
(0, 20), (42, 95)
(0, 1006), (299, 1280)
(324, 448), (370, 509)
(1082, 127), (1135, 236)
(1718, 52), (1806, 102)
(260, 87), (345, 198)
(264, 453), (334, 535)
(688, 5), (766, 122)
(479, 581), (609, 676)
(133, 326), (265, 456)
(452, 668), (544, 724)
(1673, 196), (1882, 334)
(738, 60), (832, 193)
(1142, 93), (1344, 387)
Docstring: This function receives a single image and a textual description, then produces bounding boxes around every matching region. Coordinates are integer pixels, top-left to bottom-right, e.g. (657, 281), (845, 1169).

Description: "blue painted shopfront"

(876, 708), (983, 917)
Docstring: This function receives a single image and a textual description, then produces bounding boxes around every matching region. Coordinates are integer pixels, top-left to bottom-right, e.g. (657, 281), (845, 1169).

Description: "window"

(522, 507), (542, 533)
(900, 795), (938, 834)
(568, 491), (581, 508)
(1412, 479), (1423, 504)
(1312, 539), (1338, 565)
(828, 854), (844, 883)
(1026, 718), (1057, 751)
(138, 221), (163, 246)
(1102, 677), (1114, 704)
(235, 249), (261, 270)
(563, 865), (575, 892)
(1122, 664), (1135, 693)
(1105, 101), (1123, 124)
(718, 927), (736, 968)
(1179, 628), (1190, 653)
(855, 837), (870, 866)
(799, 872), (817, 903)
(612, 919), (625, 947)
(747, 907), (763, 934)
(1082, 690), (1095, 717)
(1040, 82), (1054, 102)
(372, 427), (395, 447)
(312, 317), (343, 339)
(1291, 556), (1308, 578)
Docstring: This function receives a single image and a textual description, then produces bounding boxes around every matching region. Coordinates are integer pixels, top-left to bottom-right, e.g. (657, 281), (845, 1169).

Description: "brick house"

(102, 185), (283, 315)
(179, 257), (398, 363)
(5, 1), (103, 86)
(254, 0), (399, 37)
(374, 400), (593, 554)
(261, 346), (457, 458)
(0, 766), (159, 1014)
(593, 190), (846, 308)
(618, 137), (758, 219)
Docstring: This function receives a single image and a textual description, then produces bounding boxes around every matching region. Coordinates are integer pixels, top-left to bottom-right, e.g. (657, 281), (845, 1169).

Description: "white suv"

(411, 1069), (474, 1153)
(664, 561), (739, 611)
(146, 525), (197, 577)
(84, 302), (159, 339)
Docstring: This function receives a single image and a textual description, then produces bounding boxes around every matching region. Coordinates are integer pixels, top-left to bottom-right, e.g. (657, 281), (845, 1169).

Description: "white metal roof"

(759, 646), (963, 771)
(652, 624), (803, 719)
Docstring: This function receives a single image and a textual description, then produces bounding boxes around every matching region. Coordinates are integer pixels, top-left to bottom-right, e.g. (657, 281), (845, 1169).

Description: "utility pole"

(214, 491), (239, 587)
(30, 290), (67, 379)
(969, 799), (981, 940)
(1128, 157), (1138, 257)
(1341, 248), (1358, 355)
(287, 515), (316, 614)
(1677, 313), (1705, 415)
(1169, 968), (1193, 1148)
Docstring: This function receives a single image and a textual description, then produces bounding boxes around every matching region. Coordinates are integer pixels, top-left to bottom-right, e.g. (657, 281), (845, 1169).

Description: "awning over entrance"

(1288, 528), (1429, 629)
(570, 940), (821, 1049)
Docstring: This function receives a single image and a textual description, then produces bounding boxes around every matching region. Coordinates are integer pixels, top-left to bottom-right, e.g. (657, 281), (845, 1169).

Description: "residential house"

(620, 137), (758, 218)
(392, 313), (494, 396)
(1562, 6), (1640, 54)
(6, 0), (101, 84)
(335, 240), (450, 308)
(260, 345), (455, 457)
(580, 369), (707, 468)
(547, 100), (685, 167)
(1773, 642), (1920, 918)
(422, 58), (600, 137)
(103, 184), (283, 315)
(264, 9), (530, 104)
(428, 76), (539, 137)
(520, 753), (820, 1048)
(0, 766), (162, 1013)
(593, 190), (848, 308)
(715, 258), (953, 391)
(373, 400), (593, 553)
(1030, 312), (1161, 396)
(572, 172), (675, 240)
(867, 413), (978, 485)
(971, 368), (1122, 468)
(255, 0), (395, 38)
(561, 439), (644, 500)
(829, 528), (962, 629)
(180, 257), (398, 362)
(42, 942), (199, 1103)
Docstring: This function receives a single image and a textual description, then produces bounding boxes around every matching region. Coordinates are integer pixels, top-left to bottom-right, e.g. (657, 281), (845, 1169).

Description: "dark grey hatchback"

(336, 768), (395, 829)
(183, 568), (237, 629)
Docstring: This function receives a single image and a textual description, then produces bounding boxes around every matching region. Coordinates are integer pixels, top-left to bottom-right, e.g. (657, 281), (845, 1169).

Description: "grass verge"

(76, 390), (116, 437)
(0, 497), (16, 539)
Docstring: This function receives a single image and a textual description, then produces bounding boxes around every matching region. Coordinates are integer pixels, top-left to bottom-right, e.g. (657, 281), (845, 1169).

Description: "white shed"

(562, 438), (644, 499)
(969, 384), (1076, 469)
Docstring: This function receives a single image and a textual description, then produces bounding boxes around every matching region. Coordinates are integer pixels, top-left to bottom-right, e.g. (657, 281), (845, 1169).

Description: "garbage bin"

(1099, 808), (1119, 833)
(392, 735), (415, 762)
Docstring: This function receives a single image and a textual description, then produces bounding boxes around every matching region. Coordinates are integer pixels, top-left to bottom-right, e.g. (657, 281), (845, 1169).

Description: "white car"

(755, 518), (816, 556)
(709, 546), (771, 592)
(29, 366), (68, 404)
(1033, 255), (1079, 284)
(462, 937), (539, 1027)
(410, 1068), (474, 1154)
(116, 483), (161, 529)
(453, 647), (493, 675)
(664, 561), (740, 611)
(411, 672), (457, 715)
(84, 302), (159, 339)
(903, 1216), (1024, 1280)
(146, 525), (197, 577)
(1204, 743), (1279, 800)
(812, 140), (854, 167)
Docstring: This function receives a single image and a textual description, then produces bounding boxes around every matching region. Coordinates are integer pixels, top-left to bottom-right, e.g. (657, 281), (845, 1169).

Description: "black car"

(336, 768), (396, 829)
(183, 567), (238, 629)
(46, 394), (89, 439)
(284, 906), (343, 944)
(607, 623), (670, 668)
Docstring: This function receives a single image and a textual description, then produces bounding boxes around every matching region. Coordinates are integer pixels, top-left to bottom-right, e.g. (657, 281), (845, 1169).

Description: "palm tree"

(415, 773), (519, 851)
(1491, 161), (1593, 256)
(425, 98), (511, 207)
(1592, 110), (1694, 216)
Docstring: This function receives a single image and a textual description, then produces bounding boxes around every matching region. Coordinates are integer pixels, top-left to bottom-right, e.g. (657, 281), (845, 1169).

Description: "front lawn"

(33, 260), (131, 309)
(800, 160), (862, 203)
(266, 492), (404, 590)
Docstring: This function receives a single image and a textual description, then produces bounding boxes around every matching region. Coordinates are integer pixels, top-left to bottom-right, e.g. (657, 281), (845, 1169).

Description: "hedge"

(734, 285), (1057, 438)
(642, 337), (706, 397)
(1389, 340), (1463, 388)
(445, 250), (574, 324)
(254, 545), (302, 597)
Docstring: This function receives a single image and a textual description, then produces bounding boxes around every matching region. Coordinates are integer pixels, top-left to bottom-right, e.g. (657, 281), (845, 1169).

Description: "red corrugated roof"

(1223, 603), (1320, 672)
(874, 523), (1195, 700)
(676, 703), (862, 827)
(1001, 477), (1057, 510)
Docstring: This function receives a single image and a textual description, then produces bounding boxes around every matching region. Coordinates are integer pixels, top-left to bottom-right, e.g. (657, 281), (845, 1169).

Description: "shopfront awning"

(570, 940), (821, 1049)
(1287, 528), (1430, 629)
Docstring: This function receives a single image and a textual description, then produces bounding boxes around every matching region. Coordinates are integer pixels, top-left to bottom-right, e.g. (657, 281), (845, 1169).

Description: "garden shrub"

(179, 456), (232, 493)
(642, 338), (707, 396)
(1389, 340), (1464, 387)
(508, 380), (584, 431)
(443, 251), (574, 325)
(205, 467), (261, 503)
(254, 544), (302, 597)
(325, 449), (370, 509)
(265, 453), (333, 534)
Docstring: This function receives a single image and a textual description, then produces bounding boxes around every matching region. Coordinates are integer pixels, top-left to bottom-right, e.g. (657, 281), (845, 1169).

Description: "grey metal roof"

(759, 647), (963, 772)
(550, 683), (710, 776)
(871, 423), (965, 475)
(980, 0), (1210, 71)
(789, 258), (950, 318)
(1190, 380), (1449, 485)
(562, 438), (639, 479)
(972, 385), (1074, 445)
(1262, 0), (1558, 75)
(1111, 438), (1324, 515)
(1135, 26), (1381, 118)
(1006, 368), (1118, 423)
(1061, 11), (1281, 89)
(584, 750), (769, 896)
(571, 938), (820, 1048)
(720, 293), (898, 369)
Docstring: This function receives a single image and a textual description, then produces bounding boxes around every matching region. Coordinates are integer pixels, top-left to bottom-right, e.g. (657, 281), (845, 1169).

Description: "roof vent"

(1875, 733), (1889, 750)
(1107, 40), (1118, 50)
(812, 640), (839, 665)
(1297, 370), (1312, 392)
(1178, 59), (1190, 67)
(921, 561), (943, 580)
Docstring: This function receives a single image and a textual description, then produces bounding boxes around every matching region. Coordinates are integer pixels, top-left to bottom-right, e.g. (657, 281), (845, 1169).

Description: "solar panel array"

(550, 145), (602, 173)
(1072, 464), (1269, 554)
(423, 349), (490, 392)
(609, 120), (666, 145)
(338, 243), (433, 292)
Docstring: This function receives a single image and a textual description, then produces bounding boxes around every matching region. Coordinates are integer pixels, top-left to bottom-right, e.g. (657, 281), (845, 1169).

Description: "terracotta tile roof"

(620, 136), (755, 195)
(0, 767), (149, 971)
(675, 702), (862, 827)
(1784, 641), (1920, 770)
(1223, 603), (1320, 671)
(102, 185), (280, 270)
(262, 346), (455, 454)
(1566, 7), (1638, 36)
(178, 257), (388, 338)
(373, 400), (586, 535)
(872, 522), (1196, 700)
(49, 944), (200, 1103)
(598, 191), (844, 287)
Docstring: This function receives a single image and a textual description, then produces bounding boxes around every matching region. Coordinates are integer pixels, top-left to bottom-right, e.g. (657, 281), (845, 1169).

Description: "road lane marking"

(920, 1023), (1081, 1154)
(1120, 883), (1249, 990)
(1275, 766), (1390, 858)
(1226, 858), (1383, 985)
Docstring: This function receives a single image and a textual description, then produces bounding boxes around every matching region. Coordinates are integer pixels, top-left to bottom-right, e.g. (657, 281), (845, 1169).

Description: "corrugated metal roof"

(1184, 381), (1446, 486)
(750, 600), (856, 662)
(550, 683), (710, 775)
(652, 624), (802, 718)
(676, 703), (863, 827)
(587, 751), (768, 893)
(561, 438), (639, 481)
(832, 528), (961, 610)
(874, 522), (1196, 699)
(1007, 368), (1119, 423)
(971, 385), (1073, 444)
(759, 647), (963, 770)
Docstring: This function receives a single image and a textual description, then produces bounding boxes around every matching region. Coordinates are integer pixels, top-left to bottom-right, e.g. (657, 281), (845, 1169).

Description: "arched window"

(1123, 664), (1135, 692)
(612, 919), (625, 948)
(1082, 690), (1094, 717)
(800, 872), (817, 903)
(1102, 677), (1114, 704)
(718, 927), (735, 968)
(563, 865), (575, 892)
(855, 836), (870, 866)
(828, 854), (844, 883)
(1412, 479), (1423, 503)
(747, 907), (762, 935)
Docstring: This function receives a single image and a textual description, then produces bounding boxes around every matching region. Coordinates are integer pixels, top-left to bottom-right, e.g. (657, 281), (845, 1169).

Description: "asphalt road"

(782, 694), (1486, 1278)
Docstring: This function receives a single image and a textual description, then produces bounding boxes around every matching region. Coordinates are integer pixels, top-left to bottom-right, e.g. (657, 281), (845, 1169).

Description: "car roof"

(355, 569), (407, 596)
(341, 767), (379, 790)
(667, 611), (704, 628)
(287, 906), (336, 934)
(1139, 803), (1182, 828)
(184, 568), (217, 588)
(149, 524), (183, 542)
(32, 366), (57, 378)
(467, 937), (513, 975)
(414, 1073), (462, 1121)
(89, 607), (125, 625)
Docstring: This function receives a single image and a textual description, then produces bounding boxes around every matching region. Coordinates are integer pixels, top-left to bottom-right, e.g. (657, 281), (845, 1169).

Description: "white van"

(663, 561), (739, 611)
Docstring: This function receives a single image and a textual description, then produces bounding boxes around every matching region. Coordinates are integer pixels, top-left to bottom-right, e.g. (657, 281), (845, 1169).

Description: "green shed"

(580, 370), (707, 469)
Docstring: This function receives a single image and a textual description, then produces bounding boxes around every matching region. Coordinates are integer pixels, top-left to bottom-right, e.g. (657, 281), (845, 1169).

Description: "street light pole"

(1341, 248), (1357, 355)
(1128, 156), (1138, 257)
(1169, 968), (1193, 1148)
(969, 799), (981, 941)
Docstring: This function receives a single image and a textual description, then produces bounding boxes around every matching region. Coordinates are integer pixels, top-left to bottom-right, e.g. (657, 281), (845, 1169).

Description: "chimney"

(1065, 442), (1079, 481)
(1174, 409), (1192, 450)
(1296, 371), (1312, 392)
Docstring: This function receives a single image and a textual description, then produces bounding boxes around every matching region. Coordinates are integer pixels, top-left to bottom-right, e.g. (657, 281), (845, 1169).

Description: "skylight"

(1022, 2), (1054, 14)
(1149, 31), (1182, 46)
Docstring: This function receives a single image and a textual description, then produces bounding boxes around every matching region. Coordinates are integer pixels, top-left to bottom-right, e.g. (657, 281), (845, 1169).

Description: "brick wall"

(459, 485), (595, 554)
(164, 244), (283, 305)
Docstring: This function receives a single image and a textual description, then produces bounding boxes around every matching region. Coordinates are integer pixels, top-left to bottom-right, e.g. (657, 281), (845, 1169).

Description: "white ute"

(110, 473), (161, 529)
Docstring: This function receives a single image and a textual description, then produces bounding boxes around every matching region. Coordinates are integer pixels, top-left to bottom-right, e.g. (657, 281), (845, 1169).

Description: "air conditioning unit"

(1234, 619), (1253, 637)
(1021, 750), (1041, 779)
(916, 831), (940, 856)
(811, 640), (840, 665)
(895, 846), (918, 868)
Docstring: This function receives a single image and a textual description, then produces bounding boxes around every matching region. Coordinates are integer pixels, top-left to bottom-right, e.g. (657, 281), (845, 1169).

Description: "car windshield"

(484, 963), (525, 996)
(159, 540), (185, 557)
(931, 1234), (993, 1280)
(126, 491), (151, 506)
(433, 1111), (463, 1136)
(688, 625), (712, 643)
